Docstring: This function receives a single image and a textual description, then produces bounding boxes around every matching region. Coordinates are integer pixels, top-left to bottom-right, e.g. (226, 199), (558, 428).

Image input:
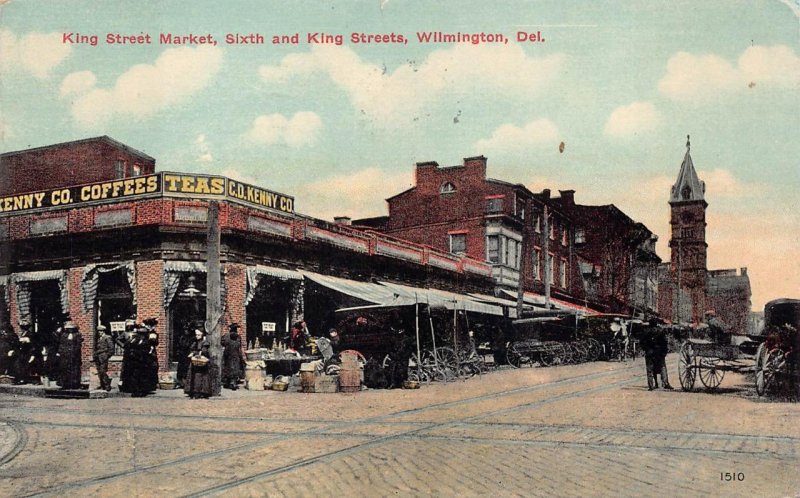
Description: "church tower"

(668, 136), (708, 325)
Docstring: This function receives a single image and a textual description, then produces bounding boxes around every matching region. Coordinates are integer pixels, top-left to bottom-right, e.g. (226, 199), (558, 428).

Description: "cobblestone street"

(1, 356), (798, 498)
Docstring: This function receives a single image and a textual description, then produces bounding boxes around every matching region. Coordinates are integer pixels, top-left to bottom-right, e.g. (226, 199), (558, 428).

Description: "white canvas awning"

(302, 272), (416, 307)
(379, 281), (503, 316)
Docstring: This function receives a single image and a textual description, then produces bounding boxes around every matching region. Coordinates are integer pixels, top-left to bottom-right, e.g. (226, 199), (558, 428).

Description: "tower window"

(681, 185), (692, 200)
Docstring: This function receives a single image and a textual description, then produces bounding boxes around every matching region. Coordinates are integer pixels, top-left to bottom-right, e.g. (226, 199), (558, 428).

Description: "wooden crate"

(314, 375), (339, 393)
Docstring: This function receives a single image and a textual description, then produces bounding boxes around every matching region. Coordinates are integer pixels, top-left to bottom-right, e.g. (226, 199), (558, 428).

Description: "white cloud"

(475, 119), (560, 152)
(0, 111), (11, 142)
(604, 102), (661, 137)
(658, 45), (800, 102)
(59, 71), (96, 96)
(0, 30), (72, 79)
(195, 134), (213, 163)
(699, 168), (765, 198)
(299, 167), (413, 219)
(220, 168), (258, 185)
(67, 45), (223, 127)
(259, 44), (565, 125)
(244, 111), (322, 147)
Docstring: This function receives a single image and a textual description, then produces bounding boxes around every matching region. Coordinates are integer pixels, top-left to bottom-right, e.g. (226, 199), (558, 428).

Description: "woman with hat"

(185, 328), (213, 399)
(56, 321), (83, 389)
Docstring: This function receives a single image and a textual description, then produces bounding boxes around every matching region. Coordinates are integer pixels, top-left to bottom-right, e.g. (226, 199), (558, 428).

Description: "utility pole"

(516, 206), (528, 318)
(543, 204), (551, 309)
(206, 201), (223, 396)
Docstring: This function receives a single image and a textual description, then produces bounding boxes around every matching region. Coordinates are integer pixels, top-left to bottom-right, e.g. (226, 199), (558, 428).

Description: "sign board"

(109, 321), (127, 333)
(0, 172), (294, 216)
(261, 322), (276, 332)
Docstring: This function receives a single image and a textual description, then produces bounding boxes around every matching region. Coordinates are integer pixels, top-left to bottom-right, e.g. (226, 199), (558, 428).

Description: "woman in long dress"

(185, 328), (213, 399)
(57, 321), (83, 389)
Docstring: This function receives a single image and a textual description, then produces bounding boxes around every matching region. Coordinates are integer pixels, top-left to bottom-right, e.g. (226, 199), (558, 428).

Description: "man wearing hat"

(0, 322), (20, 379)
(94, 324), (114, 391)
(705, 310), (729, 345)
(16, 320), (40, 384)
(221, 323), (246, 390)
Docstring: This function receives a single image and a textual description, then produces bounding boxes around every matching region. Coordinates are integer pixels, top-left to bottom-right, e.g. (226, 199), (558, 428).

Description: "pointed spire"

(670, 135), (705, 203)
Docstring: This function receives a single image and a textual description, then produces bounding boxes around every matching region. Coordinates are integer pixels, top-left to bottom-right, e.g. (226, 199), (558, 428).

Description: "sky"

(0, 0), (797, 310)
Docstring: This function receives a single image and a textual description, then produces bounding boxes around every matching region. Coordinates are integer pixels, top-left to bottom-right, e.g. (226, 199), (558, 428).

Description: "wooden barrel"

(300, 370), (316, 393)
(338, 369), (361, 393)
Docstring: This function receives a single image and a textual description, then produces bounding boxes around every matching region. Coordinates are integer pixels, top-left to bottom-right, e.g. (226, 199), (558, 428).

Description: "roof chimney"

(334, 216), (352, 226)
(740, 267), (747, 276)
(541, 189), (551, 199)
(559, 189), (575, 205)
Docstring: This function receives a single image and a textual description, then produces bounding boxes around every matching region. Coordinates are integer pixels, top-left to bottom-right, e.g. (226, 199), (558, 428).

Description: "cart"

(677, 339), (754, 391)
(753, 298), (799, 396)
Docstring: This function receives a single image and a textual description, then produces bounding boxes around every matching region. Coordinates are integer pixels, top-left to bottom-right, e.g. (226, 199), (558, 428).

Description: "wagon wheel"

(754, 343), (769, 396)
(537, 347), (556, 367)
(758, 347), (784, 396)
(506, 343), (523, 368)
(571, 342), (588, 364)
(435, 347), (460, 380)
(678, 341), (696, 391)
(585, 338), (602, 362)
(698, 357), (725, 390)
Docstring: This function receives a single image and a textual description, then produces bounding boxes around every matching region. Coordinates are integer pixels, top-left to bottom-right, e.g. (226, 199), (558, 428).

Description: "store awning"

(500, 289), (597, 315)
(302, 272), (416, 307)
(379, 281), (503, 316)
(245, 265), (303, 307)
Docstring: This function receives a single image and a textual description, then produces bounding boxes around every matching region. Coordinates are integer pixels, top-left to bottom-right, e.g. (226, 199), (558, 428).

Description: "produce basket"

(191, 356), (210, 367)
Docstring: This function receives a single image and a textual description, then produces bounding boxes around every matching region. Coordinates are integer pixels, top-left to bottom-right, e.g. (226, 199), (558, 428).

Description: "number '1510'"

(720, 472), (744, 481)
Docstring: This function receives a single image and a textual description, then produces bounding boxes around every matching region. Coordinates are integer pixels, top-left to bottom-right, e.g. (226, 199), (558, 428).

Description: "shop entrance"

(29, 280), (63, 355)
(168, 274), (207, 363)
(246, 278), (295, 349)
(96, 269), (136, 355)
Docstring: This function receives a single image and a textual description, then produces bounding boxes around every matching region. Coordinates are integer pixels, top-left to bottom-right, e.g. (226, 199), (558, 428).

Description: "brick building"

(355, 156), (598, 313)
(658, 138), (751, 332)
(0, 136), (156, 196)
(0, 138), (501, 377)
(551, 191), (661, 316)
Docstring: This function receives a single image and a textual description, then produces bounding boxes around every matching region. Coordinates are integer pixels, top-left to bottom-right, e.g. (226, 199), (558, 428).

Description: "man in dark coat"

(16, 320), (40, 384)
(56, 321), (83, 389)
(652, 321), (673, 390)
(387, 326), (415, 388)
(0, 324), (20, 378)
(175, 325), (193, 389)
(639, 318), (659, 390)
(93, 324), (114, 391)
(221, 323), (246, 390)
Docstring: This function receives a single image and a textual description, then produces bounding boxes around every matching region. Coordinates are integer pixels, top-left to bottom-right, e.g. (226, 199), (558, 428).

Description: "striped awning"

(11, 269), (69, 322)
(245, 265), (303, 307)
(81, 262), (136, 312)
(163, 261), (227, 309)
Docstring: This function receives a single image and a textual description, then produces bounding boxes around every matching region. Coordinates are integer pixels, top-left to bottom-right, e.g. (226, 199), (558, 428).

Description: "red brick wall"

(135, 260), (168, 372)
(223, 263), (246, 353)
(1, 139), (156, 195)
(67, 267), (96, 375)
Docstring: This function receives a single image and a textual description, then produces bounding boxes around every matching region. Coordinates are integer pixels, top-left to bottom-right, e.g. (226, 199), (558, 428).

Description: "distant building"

(658, 137), (751, 332)
(356, 155), (658, 315)
(551, 191), (660, 317)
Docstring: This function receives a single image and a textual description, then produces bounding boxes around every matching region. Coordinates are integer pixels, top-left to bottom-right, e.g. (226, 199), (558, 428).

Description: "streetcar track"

(6, 362), (639, 428)
(184, 374), (643, 497)
(22, 365), (639, 498)
(0, 421), (28, 467)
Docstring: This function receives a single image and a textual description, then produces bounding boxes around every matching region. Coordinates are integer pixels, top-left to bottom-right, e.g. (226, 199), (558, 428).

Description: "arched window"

(440, 182), (456, 194)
